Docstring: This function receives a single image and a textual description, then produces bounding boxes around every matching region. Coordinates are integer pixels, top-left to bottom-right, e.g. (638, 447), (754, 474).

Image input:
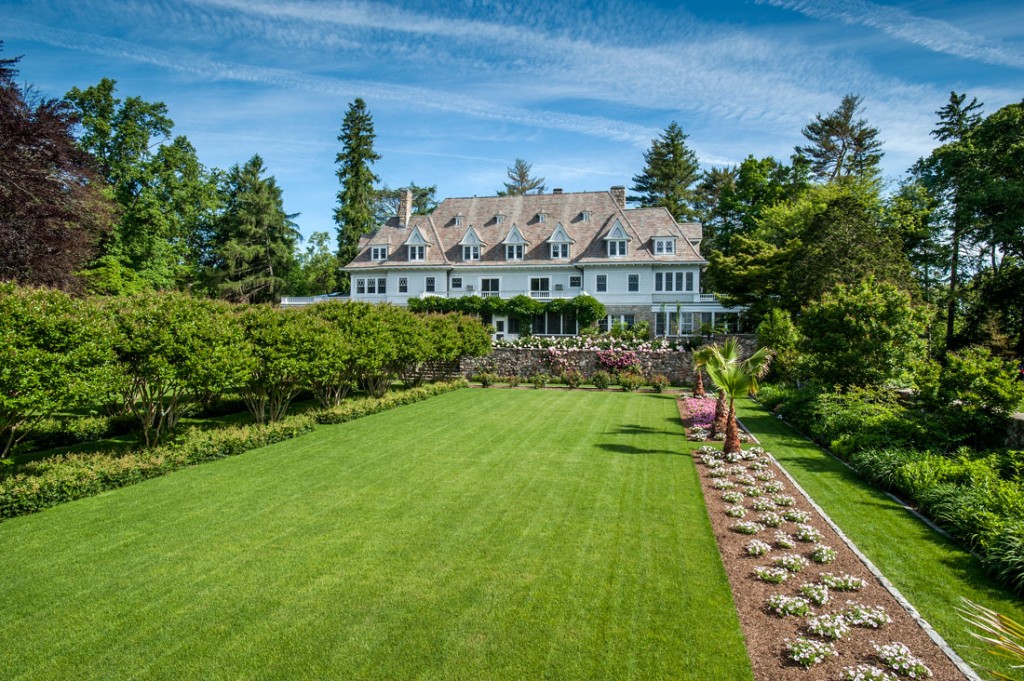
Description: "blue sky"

(2, 0), (1022, 240)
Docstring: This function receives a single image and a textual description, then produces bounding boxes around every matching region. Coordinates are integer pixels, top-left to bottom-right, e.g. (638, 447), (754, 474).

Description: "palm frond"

(958, 598), (1024, 681)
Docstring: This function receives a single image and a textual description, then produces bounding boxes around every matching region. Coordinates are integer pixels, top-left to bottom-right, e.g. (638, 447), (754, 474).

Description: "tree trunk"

(723, 400), (741, 454)
(694, 370), (705, 398)
(711, 389), (727, 439)
(945, 222), (960, 355)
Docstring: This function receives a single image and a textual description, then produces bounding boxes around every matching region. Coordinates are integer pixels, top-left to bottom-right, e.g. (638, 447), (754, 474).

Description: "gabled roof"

(501, 224), (529, 245)
(603, 219), (632, 241)
(403, 226), (430, 247)
(547, 223), (574, 244)
(458, 226), (486, 246)
(345, 188), (706, 269)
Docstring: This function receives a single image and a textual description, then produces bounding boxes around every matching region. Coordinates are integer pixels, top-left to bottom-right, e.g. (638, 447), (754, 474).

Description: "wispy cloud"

(757, 0), (1024, 70)
(3, 17), (659, 145)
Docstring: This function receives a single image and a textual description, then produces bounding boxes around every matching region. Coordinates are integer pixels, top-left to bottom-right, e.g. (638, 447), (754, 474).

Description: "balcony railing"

(450, 289), (576, 300)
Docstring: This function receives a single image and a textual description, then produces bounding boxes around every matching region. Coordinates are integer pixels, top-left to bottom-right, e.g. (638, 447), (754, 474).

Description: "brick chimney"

(552, 188), (563, 194)
(611, 185), (626, 208)
(398, 188), (413, 228)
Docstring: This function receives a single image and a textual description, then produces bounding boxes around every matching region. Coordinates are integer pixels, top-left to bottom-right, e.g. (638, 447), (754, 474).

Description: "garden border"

(739, 418), (982, 681)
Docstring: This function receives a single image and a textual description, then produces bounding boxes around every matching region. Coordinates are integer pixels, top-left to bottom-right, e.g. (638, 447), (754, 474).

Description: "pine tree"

(334, 98), (380, 292)
(629, 122), (701, 221)
(498, 158), (545, 195)
(207, 155), (299, 304)
(796, 94), (883, 182)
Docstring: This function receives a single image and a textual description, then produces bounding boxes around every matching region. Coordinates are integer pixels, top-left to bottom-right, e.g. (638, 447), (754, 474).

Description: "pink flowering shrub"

(596, 349), (640, 374)
(682, 397), (716, 429)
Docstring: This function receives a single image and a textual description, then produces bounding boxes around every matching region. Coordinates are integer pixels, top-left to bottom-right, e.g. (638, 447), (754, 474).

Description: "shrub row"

(0, 380), (467, 520)
(471, 371), (670, 392)
(758, 383), (1024, 593)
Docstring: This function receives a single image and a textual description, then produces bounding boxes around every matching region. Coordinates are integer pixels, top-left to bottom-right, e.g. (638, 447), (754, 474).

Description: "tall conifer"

(334, 98), (380, 292)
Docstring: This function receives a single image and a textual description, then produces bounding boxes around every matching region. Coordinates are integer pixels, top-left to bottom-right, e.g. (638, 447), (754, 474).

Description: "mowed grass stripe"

(0, 390), (751, 680)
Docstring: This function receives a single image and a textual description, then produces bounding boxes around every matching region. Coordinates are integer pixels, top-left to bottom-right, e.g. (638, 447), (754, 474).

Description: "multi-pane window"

(627, 274), (639, 292)
(495, 215), (504, 224)
(451, 277), (463, 289)
(454, 215), (463, 227)
(357, 277), (387, 294)
(356, 279), (365, 295)
(481, 278), (500, 296)
(537, 213), (547, 223)
(506, 244), (524, 260)
(607, 240), (627, 257)
(370, 246), (388, 260)
(581, 211), (591, 222)
(596, 275), (607, 292)
(654, 239), (675, 255)
(425, 276), (435, 293)
(408, 245), (425, 261)
(654, 271), (695, 292)
(398, 277), (408, 293)
(463, 245), (480, 261)
(530, 278), (550, 296)
(550, 243), (569, 259)
(377, 278), (386, 294)
(569, 275), (582, 288)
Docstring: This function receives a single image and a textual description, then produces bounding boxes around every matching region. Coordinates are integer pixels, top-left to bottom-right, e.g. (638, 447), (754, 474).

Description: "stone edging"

(740, 420), (982, 681)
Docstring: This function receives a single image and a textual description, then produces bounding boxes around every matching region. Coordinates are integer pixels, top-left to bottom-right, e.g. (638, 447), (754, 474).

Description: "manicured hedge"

(0, 380), (467, 519)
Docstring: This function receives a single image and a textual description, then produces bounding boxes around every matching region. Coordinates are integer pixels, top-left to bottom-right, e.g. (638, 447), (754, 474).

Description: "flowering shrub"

(687, 427), (710, 441)
(735, 473), (757, 486)
(562, 368), (584, 389)
(749, 460), (769, 471)
(760, 511), (785, 527)
(530, 372), (550, 388)
(785, 637), (836, 667)
(773, 554), (810, 572)
(712, 479), (736, 490)
(744, 486), (765, 498)
(543, 347), (577, 377)
(499, 334), (685, 352)
(795, 523), (822, 542)
(725, 451), (744, 463)
(617, 371), (645, 392)
(702, 455), (724, 467)
(807, 612), (850, 640)
(730, 520), (764, 535)
(784, 509), (812, 523)
(819, 573), (866, 591)
(754, 566), (790, 584)
(760, 480), (785, 494)
(840, 665), (897, 681)
(708, 468), (729, 478)
(696, 444), (719, 457)
(754, 470), (775, 481)
(649, 374), (671, 392)
(721, 491), (744, 503)
(596, 348), (641, 374)
(767, 594), (812, 617)
(681, 397), (716, 430)
(772, 494), (796, 507)
(774, 531), (796, 549)
(751, 498), (777, 512)
(725, 505), (747, 518)
(745, 539), (772, 557)
(811, 544), (838, 564)
(798, 582), (830, 605)
(872, 642), (932, 678)
(724, 465), (747, 475)
(845, 601), (891, 628)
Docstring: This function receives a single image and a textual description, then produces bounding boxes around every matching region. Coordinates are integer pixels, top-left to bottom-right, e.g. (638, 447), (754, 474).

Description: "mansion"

(284, 186), (743, 340)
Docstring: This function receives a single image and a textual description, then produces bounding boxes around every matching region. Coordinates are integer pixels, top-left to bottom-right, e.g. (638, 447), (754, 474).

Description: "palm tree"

(691, 345), (713, 398)
(704, 338), (773, 453)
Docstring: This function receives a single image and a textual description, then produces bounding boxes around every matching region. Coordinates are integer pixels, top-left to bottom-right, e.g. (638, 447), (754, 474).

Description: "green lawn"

(0, 390), (752, 681)
(736, 398), (1024, 679)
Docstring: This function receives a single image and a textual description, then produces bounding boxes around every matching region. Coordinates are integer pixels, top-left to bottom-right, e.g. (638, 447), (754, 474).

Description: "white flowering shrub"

(811, 544), (837, 564)
(730, 520), (764, 535)
(708, 468), (730, 478)
(721, 491), (744, 503)
(725, 505), (747, 518)
(773, 553), (810, 572)
(734, 473), (757, 486)
(840, 665), (896, 681)
(760, 481), (785, 494)
(774, 530), (796, 549)
(767, 594), (811, 617)
(760, 511), (785, 528)
(744, 486), (765, 498)
(807, 612), (849, 640)
(819, 573), (866, 591)
(754, 566), (790, 584)
(772, 494), (796, 507)
(844, 601), (891, 629)
(751, 498), (777, 512)
(784, 509), (811, 523)
(795, 524), (822, 542)
(744, 539), (772, 557)
(712, 479), (736, 490)
(872, 642), (932, 678)
(785, 636), (836, 667)
(798, 582), (830, 605)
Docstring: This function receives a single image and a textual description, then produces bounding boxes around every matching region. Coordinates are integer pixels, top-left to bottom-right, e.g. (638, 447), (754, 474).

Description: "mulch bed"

(679, 401), (969, 680)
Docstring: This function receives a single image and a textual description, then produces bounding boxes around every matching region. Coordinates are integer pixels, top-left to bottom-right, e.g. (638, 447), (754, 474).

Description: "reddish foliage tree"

(0, 46), (113, 290)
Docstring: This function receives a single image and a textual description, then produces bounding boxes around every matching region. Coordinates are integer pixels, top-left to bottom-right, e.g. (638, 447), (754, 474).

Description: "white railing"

(279, 295), (335, 307)
(449, 289), (575, 300)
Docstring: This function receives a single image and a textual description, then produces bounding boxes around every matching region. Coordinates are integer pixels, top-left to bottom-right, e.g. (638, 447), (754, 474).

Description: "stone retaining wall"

(1008, 413), (1024, 449)
(461, 335), (757, 386)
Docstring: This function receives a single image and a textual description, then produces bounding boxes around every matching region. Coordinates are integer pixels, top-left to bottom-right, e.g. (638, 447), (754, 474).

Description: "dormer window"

(537, 213), (547, 223)
(454, 215), (463, 227)
(463, 245), (480, 261)
(408, 245), (425, 261)
(370, 246), (388, 261)
(608, 240), (627, 257)
(550, 243), (569, 259)
(581, 211), (591, 222)
(654, 238), (675, 255)
(495, 214), (505, 225)
(506, 244), (524, 260)
(403, 225), (430, 262)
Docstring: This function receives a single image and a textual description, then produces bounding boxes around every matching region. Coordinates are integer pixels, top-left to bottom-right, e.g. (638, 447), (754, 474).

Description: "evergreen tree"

(630, 122), (701, 221)
(795, 94), (883, 182)
(498, 158), (545, 195)
(207, 155), (299, 304)
(334, 98), (380, 292)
